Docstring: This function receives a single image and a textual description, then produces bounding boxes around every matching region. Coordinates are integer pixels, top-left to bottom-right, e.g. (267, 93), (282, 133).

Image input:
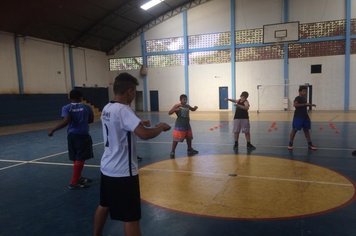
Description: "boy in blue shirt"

(48, 89), (94, 189)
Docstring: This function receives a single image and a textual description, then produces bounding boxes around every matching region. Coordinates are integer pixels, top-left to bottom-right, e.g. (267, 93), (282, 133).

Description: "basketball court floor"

(0, 111), (355, 236)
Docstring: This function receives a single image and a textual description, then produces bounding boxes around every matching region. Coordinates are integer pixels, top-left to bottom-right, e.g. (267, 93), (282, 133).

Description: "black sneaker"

(352, 150), (356, 156)
(78, 177), (93, 185)
(187, 149), (199, 156)
(67, 183), (89, 190)
(247, 144), (256, 150)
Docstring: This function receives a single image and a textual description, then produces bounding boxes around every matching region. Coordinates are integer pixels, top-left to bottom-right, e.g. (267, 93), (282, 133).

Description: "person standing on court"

(48, 89), (94, 189)
(288, 85), (317, 150)
(93, 72), (171, 236)
(225, 91), (256, 151)
(168, 94), (199, 158)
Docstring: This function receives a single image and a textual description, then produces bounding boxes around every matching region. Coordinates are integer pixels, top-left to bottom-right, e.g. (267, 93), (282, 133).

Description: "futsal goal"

(256, 83), (301, 113)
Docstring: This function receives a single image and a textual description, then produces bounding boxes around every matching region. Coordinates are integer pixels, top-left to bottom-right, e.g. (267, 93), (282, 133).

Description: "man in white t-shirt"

(93, 73), (170, 236)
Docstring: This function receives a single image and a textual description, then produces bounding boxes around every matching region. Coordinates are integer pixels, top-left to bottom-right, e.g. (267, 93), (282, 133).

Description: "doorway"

(135, 91), (143, 112)
(150, 90), (159, 111)
(219, 87), (228, 109)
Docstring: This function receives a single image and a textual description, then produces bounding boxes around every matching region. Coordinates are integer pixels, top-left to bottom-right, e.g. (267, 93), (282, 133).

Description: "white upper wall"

(146, 67), (185, 111)
(188, 0), (230, 34)
(236, 0), (282, 30)
(113, 37), (141, 58)
(289, 55), (345, 110)
(21, 38), (69, 93)
(0, 33), (111, 94)
(0, 32), (19, 93)
(145, 14), (183, 40)
(236, 60), (284, 111)
(72, 48), (110, 89)
(189, 63), (231, 111)
(289, 0), (345, 23)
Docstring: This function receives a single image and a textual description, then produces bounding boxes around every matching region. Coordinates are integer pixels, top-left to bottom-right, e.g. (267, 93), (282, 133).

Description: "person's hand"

(156, 123), (171, 132)
(173, 103), (182, 111)
(312, 104), (316, 107)
(194, 106), (198, 110)
(48, 129), (54, 137)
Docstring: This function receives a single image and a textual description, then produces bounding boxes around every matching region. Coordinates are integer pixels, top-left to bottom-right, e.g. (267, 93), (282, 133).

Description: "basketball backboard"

(263, 21), (299, 44)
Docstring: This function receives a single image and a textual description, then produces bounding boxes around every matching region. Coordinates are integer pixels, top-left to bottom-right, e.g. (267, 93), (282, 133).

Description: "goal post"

(256, 83), (300, 113)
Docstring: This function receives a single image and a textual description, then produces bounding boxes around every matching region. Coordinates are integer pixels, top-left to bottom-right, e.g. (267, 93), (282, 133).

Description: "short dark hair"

(179, 94), (187, 100)
(299, 86), (307, 92)
(113, 73), (139, 95)
(69, 89), (82, 100)
(240, 91), (249, 98)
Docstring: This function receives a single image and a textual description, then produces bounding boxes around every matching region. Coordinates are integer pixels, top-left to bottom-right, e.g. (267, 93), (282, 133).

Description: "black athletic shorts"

(67, 133), (94, 161)
(100, 173), (141, 222)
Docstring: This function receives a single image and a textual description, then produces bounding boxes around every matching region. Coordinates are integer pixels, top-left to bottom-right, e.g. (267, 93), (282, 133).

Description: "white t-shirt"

(100, 102), (141, 177)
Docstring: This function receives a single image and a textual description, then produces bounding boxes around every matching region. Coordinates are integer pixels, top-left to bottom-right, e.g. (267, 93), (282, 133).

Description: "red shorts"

(173, 129), (193, 142)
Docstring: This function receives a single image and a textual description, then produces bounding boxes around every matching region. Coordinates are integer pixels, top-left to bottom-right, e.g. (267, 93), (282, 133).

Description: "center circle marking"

(139, 154), (355, 219)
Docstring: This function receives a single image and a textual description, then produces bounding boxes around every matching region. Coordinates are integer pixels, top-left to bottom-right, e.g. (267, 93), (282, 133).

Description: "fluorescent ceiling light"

(140, 0), (164, 10)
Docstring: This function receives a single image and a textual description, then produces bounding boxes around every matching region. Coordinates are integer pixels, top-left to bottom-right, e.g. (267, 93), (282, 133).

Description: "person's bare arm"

(294, 100), (316, 108)
(48, 116), (70, 136)
(224, 98), (238, 103)
(168, 103), (181, 115)
(189, 105), (198, 111)
(134, 122), (171, 140)
(236, 100), (249, 110)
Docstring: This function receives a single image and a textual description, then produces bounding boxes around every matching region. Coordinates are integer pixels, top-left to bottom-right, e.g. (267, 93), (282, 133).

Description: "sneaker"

(233, 143), (238, 150)
(352, 150), (356, 156)
(187, 149), (199, 156)
(170, 152), (175, 159)
(137, 156), (143, 161)
(288, 142), (293, 150)
(308, 144), (317, 150)
(67, 183), (89, 190)
(247, 144), (256, 150)
(79, 177), (93, 185)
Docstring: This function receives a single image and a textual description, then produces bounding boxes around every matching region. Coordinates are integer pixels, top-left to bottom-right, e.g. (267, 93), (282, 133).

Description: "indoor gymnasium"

(0, 0), (356, 235)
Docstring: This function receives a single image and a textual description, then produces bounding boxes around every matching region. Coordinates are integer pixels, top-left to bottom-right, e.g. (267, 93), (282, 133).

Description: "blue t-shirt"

(61, 103), (93, 135)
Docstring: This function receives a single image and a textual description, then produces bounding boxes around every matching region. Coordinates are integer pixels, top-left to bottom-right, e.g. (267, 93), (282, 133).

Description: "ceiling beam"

(107, 0), (212, 55)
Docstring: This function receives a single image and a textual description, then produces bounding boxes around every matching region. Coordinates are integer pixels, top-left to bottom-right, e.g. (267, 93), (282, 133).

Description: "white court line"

(0, 140), (353, 172)
(0, 142), (104, 171)
(28, 161), (100, 168)
(141, 168), (354, 187)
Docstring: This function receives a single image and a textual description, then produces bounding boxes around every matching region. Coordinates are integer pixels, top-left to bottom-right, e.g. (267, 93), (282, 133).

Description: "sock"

(289, 141), (293, 146)
(71, 160), (85, 185)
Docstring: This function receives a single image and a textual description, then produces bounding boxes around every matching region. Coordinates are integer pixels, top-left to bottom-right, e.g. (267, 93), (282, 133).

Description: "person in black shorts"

(48, 89), (94, 189)
(93, 73), (170, 236)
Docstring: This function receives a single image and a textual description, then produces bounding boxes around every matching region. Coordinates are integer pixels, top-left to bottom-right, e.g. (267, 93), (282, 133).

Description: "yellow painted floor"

(140, 154), (355, 219)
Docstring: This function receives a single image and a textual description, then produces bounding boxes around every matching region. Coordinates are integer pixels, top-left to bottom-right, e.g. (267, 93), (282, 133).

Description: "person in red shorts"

(168, 94), (198, 158)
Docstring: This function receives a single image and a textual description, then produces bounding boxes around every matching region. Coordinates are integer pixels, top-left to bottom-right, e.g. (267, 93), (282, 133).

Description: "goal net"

(256, 84), (300, 113)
